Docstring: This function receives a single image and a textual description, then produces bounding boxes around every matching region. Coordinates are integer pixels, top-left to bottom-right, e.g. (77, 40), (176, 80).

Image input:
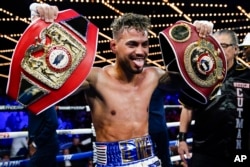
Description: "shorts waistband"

(94, 135), (155, 166)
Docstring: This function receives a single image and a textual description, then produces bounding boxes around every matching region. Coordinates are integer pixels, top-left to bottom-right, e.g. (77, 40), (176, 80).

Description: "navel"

(110, 110), (116, 115)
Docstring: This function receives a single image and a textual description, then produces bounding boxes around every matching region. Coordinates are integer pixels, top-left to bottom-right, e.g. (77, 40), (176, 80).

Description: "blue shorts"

(93, 135), (161, 167)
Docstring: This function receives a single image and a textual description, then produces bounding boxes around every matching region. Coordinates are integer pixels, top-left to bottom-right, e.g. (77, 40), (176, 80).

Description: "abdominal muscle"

(87, 84), (152, 142)
(93, 117), (149, 142)
(89, 93), (150, 142)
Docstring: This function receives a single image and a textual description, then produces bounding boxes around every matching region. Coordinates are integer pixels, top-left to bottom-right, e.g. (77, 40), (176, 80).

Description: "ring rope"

(0, 121), (195, 139)
(0, 129), (93, 139)
(0, 150), (192, 167)
(0, 105), (192, 165)
(0, 151), (93, 167)
(0, 124), (192, 166)
(0, 105), (182, 111)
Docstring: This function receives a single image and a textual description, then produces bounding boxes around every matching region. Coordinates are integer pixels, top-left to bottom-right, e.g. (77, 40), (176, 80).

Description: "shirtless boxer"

(30, 3), (213, 166)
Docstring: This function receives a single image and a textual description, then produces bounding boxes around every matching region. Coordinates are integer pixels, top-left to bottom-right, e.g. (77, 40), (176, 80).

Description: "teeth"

(134, 58), (144, 60)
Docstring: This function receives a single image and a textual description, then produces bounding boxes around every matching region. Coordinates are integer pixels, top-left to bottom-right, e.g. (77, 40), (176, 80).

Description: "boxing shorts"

(6, 9), (98, 114)
(93, 135), (161, 167)
(159, 21), (227, 105)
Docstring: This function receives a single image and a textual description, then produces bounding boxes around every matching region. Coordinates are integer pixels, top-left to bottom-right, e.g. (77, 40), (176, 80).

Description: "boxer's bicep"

(159, 71), (182, 91)
(159, 72), (172, 85)
(69, 80), (89, 96)
(81, 80), (90, 90)
(83, 66), (100, 89)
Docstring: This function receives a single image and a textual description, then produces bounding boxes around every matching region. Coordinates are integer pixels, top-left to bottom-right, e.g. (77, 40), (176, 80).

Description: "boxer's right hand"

(30, 3), (58, 22)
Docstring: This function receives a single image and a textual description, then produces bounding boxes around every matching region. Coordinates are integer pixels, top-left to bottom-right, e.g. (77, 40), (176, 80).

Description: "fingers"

(37, 5), (58, 22)
(180, 154), (189, 166)
(30, 3), (58, 22)
(193, 20), (214, 38)
(180, 151), (191, 167)
(178, 141), (192, 166)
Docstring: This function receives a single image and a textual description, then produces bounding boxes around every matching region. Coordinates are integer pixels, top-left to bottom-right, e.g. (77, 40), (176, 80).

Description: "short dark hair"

(110, 13), (151, 39)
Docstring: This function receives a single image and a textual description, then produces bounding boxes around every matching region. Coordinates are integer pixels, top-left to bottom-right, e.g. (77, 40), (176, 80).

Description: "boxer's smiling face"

(111, 28), (149, 74)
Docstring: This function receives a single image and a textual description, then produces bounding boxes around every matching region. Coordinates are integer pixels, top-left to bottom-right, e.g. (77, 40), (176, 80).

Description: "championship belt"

(159, 21), (227, 104)
(6, 9), (99, 114)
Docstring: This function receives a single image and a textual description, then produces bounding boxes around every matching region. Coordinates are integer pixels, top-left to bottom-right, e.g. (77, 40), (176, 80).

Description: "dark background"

(0, 1), (248, 163)
(0, 0), (249, 101)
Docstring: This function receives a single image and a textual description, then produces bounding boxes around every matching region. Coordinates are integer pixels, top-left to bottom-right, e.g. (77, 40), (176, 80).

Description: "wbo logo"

(234, 155), (247, 163)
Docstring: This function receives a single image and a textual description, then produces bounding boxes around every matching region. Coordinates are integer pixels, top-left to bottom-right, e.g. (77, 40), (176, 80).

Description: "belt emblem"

(21, 23), (86, 89)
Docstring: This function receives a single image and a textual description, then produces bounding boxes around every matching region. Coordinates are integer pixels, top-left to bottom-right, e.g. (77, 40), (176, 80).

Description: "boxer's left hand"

(193, 20), (213, 38)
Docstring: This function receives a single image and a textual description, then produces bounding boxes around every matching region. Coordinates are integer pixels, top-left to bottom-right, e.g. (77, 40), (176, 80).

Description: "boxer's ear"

(110, 39), (117, 54)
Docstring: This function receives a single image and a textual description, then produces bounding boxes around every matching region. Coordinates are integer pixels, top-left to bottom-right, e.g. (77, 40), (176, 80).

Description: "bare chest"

(94, 76), (154, 113)
(103, 81), (149, 105)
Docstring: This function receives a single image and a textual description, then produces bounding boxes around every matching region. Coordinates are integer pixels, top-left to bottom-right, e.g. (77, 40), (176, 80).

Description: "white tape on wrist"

(32, 141), (37, 148)
(193, 20), (214, 34)
(29, 3), (49, 21)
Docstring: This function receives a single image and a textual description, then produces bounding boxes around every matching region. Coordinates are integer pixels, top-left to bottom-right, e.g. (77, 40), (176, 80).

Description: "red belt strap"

(159, 21), (227, 104)
(6, 9), (99, 114)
